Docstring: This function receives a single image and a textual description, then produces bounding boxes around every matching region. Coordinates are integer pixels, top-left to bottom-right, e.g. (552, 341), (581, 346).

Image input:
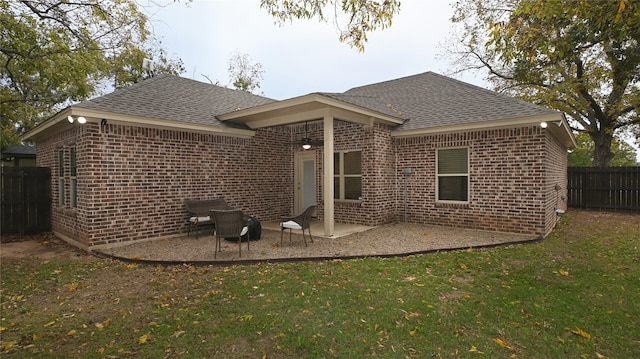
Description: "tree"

(227, 52), (264, 94)
(0, 0), (184, 150)
(449, 0), (640, 167)
(569, 132), (638, 167)
(260, 0), (401, 51)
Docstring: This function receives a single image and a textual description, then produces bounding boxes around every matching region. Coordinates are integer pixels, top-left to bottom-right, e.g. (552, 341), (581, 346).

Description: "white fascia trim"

(391, 113), (564, 138)
(22, 107), (255, 141)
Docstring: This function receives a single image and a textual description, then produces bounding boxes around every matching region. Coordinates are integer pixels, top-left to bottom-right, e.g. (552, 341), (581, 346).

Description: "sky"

(147, 0), (486, 100)
(146, 0), (638, 159)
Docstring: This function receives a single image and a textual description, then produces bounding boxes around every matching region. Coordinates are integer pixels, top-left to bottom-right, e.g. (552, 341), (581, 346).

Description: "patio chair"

(210, 209), (249, 258)
(280, 205), (317, 247)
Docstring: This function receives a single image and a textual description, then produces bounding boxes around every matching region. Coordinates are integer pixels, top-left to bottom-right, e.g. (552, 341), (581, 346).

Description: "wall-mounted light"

(101, 119), (108, 126)
(541, 120), (563, 128)
(67, 115), (87, 124)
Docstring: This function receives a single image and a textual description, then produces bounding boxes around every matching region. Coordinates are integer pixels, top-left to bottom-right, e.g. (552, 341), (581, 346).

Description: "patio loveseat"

(185, 198), (231, 237)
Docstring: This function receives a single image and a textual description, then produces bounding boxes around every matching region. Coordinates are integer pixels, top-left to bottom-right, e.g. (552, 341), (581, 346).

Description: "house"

(22, 72), (576, 250)
(1, 142), (37, 167)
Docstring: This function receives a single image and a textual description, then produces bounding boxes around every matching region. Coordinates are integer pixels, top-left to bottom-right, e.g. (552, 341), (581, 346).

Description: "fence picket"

(1, 167), (51, 235)
(567, 167), (639, 211)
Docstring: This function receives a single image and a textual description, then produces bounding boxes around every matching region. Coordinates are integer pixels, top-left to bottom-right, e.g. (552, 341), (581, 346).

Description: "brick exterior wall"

(294, 120), (397, 226)
(395, 126), (555, 237)
(543, 130), (569, 236)
(38, 123), (293, 248)
(37, 120), (567, 248)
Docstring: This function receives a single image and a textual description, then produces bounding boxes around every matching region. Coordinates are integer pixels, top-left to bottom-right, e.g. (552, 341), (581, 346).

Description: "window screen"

(334, 150), (362, 200)
(437, 148), (469, 202)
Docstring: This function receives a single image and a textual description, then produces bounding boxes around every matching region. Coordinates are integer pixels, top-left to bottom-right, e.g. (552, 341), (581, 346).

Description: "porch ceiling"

(217, 93), (405, 129)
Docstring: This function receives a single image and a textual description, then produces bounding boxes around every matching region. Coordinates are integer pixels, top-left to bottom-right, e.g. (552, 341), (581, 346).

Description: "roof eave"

(392, 113), (577, 149)
(22, 107), (255, 142)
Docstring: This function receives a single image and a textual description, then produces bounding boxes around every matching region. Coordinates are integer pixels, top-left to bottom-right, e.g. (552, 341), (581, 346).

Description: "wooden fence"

(1, 167), (51, 235)
(567, 167), (639, 211)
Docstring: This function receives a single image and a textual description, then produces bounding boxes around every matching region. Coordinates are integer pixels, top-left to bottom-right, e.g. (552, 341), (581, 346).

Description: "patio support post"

(323, 114), (335, 237)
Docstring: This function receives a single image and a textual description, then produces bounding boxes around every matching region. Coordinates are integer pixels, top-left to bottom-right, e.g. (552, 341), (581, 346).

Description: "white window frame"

(70, 147), (77, 208)
(334, 150), (362, 201)
(436, 147), (470, 203)
(58, 149), (65, 206)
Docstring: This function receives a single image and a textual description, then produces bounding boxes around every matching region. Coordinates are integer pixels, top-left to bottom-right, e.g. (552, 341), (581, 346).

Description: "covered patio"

(260, 220), (375, 239)
(94, 221), (539, 265)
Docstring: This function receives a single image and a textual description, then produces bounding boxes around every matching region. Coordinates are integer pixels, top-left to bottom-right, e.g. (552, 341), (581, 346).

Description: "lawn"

(1, 210), (638, 358)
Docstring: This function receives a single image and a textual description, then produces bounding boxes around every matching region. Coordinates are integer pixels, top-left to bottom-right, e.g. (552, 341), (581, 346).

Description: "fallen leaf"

(139, 332), (151, 344)
(67, 329), (77, 336)
(596, 352), (607, 359)
(558, 269), (569, 276)
(570, 327), (591, 339)
(492, 337), (511, 349)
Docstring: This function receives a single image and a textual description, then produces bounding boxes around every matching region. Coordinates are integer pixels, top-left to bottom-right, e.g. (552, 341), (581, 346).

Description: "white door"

(295, 151), (316, 214)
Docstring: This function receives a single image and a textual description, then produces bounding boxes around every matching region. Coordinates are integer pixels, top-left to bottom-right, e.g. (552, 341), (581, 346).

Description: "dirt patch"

(0, 232), (88, 260)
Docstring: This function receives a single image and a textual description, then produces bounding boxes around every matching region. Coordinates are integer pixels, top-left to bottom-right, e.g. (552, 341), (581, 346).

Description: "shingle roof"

(341, 71), (558, 130)
(75, 74), (275, 128)
(1, 143), (36, 157)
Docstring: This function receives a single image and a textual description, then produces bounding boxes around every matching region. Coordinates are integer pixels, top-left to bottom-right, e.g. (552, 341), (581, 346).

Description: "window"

(437, 147), (469, 202)
(334, 150), (362, 200)
(58, 149), (65, 206)
(70, 147), (77, 208)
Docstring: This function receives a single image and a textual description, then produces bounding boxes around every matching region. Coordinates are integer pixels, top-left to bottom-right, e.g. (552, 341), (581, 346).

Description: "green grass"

(1, 210), (639, 358)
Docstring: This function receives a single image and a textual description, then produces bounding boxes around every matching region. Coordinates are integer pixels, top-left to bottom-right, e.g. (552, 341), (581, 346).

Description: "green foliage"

(1, 211), (639, 357)
(0, 0), (185, 151)
(260, 0), (401, 51)
(569, 132), (639, 166)
(227, 51), (264, 94)
(450, 0), (640, 167)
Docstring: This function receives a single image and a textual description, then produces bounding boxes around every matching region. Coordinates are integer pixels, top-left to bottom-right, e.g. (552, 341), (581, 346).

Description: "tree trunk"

(590, 130), (615, 167)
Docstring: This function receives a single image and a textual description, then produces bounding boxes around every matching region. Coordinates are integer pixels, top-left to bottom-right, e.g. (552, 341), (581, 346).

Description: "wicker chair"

(210, 209), (249, 258)
(280, 205), (317, 247)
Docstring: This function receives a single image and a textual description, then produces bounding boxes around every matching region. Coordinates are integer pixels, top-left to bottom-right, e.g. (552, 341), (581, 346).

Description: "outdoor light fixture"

(301, 138), (312, 150)
(101, 118), (108, 126)
(541, 120), (563, 129)
(67, 115), (87, 124)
